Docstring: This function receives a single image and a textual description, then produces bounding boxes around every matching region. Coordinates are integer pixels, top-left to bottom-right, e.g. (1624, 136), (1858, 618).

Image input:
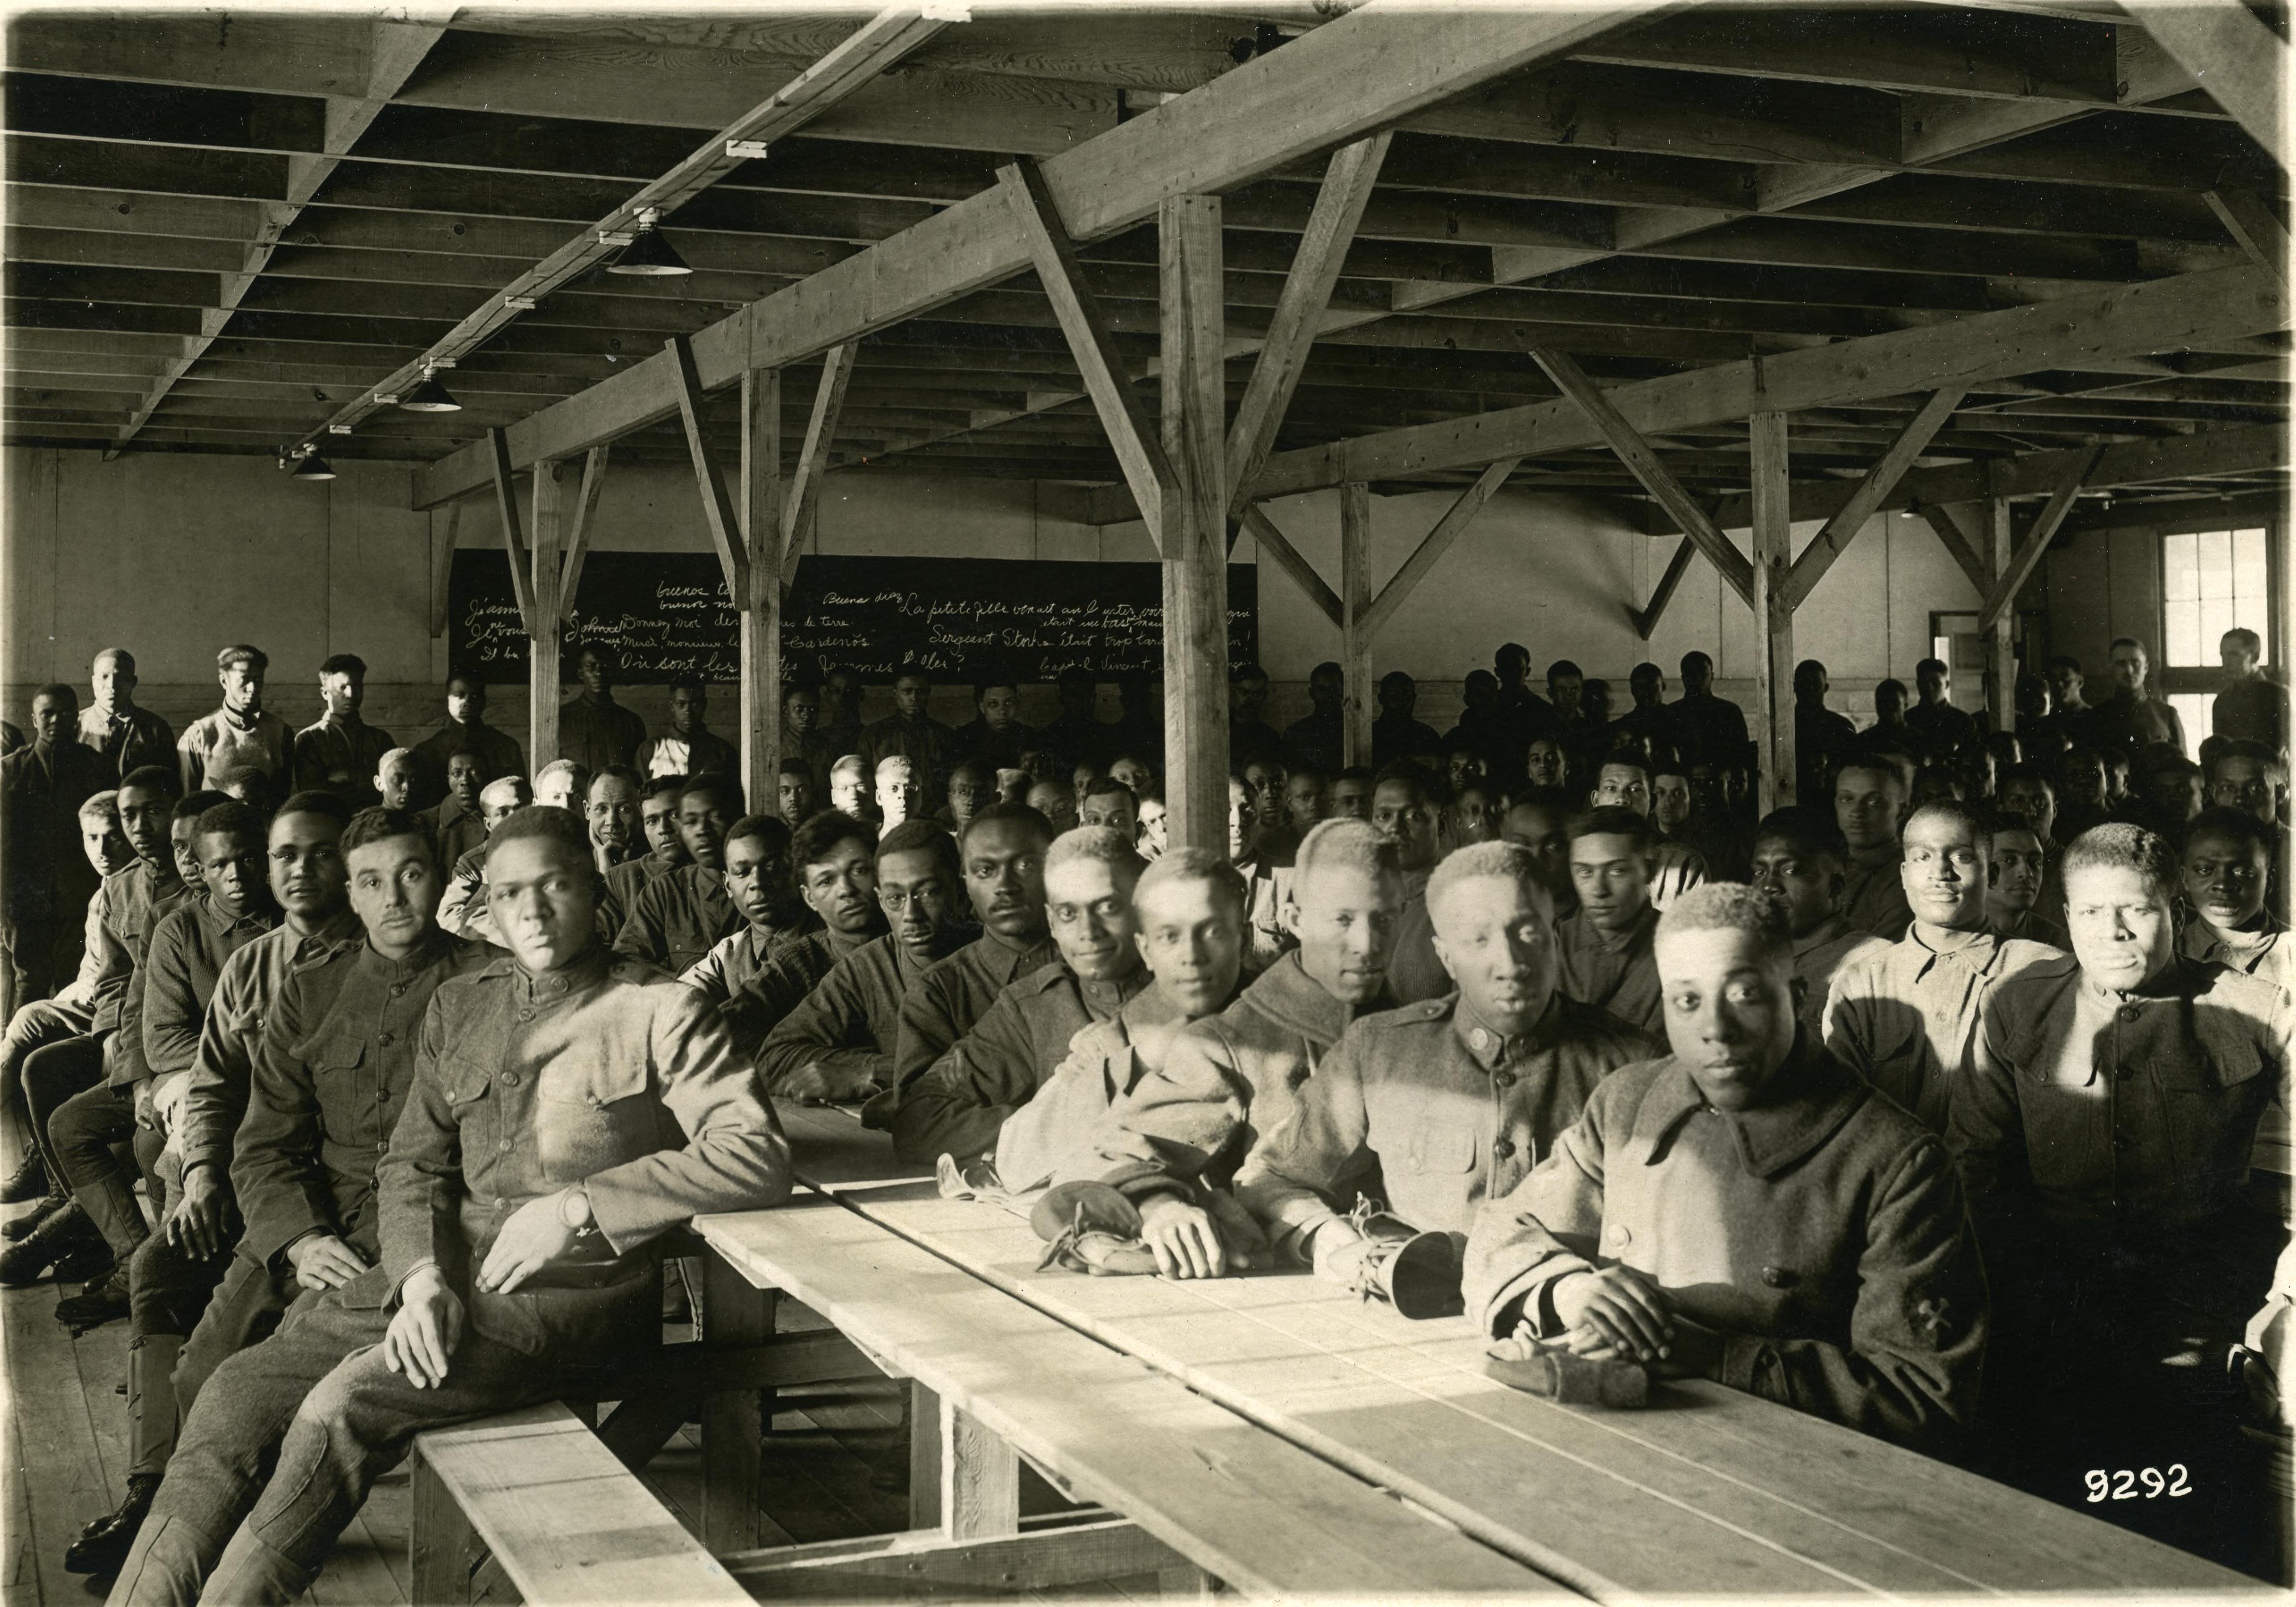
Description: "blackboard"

(449, 551), (1258, 685)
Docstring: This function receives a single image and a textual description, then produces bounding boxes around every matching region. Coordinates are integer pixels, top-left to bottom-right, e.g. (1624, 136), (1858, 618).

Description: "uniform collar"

(197, 897), (278, 941)
(1792, 915), (1848, 959)
(1904, 921), (2001, 977)
(217, 704), (264, 734)
(139, 856), (183, 900)
(1244, 951), (1372, 1044)
(357, 925), (460, 980)
(1075, 965), (1149, 1018)
(2078, 956), (2193, 1010)
(1574, 901), (1657, 953)
(1643, 1036), (1867, 1179)
(1452, 990), (1566, 1068)
(290, 906), (366, 962)
(499, 943), (613, 1001)
(319, 711), (363, 732)
(2183, 913), (2282, 967)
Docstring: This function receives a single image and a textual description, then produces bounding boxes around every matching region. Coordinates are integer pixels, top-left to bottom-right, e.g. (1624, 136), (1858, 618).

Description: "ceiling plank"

(411, 2), (1676, 507)
(109, 17), (446, 453)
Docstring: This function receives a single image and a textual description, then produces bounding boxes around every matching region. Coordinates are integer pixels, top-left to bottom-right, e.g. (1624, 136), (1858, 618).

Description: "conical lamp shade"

(399, 373), (462, 412)
(292, 453), (338, 481)
(607, 226), (692, 276)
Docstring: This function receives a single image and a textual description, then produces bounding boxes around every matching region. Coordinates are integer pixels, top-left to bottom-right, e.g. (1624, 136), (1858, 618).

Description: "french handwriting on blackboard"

(450, 552), (1257, 684)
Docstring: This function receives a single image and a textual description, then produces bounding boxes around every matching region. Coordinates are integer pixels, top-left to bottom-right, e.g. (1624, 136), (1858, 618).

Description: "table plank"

(772, 1100), (914, 1190)
(694, 1196), (1560, 1598)
(840, 1184), (2262, 1599)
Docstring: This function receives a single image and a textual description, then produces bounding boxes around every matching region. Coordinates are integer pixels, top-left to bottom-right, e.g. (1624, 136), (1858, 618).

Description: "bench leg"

(409, 1445), (477, 1606)
(700, 1249), (772, 1552)
(909, 1383), (1019, 1541)
(1158, 1563), (1217, 1600)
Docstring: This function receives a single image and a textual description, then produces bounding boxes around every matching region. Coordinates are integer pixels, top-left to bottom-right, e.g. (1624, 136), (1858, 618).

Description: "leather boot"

(55, 1259), (131, 1332)
(63, 1471), (162, 1574)
(3, 1190), (68, 1241)
(0, 1149), (50, 1203)
(0, 1197), (105, 1285)
(125, 1335), (183, 1494)
(1317, 1197), (1464, 1319)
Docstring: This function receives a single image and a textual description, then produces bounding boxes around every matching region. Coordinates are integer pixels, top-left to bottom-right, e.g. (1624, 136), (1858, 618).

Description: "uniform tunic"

(291, 713), (396, 803)
(717, 924), (880, 1056)
(1050, 951), (1380, 1197)
(1384, 888), (1451, 1006)
(891, 960), (1149, 1166)
(408, 720), (524, 811)
(1240, 992), (1661, 1253)
(139, 897), (279, 1087)
(177, 909), (367, 1181)
(1555, 904), (1664, 1036)
(2182, 913), (2294, 998)
(77, 702), (178, 787)
(887, 928), (1059, 1098)
(1840, 853), (1915, 942)
(1790, 918), (1887, 1042)
(995, 989), (1197, 1193)
(102, 860), (194, 1086)
(638, 729), (739, 780)
(756, 933), (950, 1095)
(1464, 1042), (1986, 1455)
(1823, 924), (2060, 1133)
(597, 846), (683, 942)
(555, 690), (648, 773)
(613, 862), (743, 977)
(857, 713), (961, 790)
(177, 705), (292, 794)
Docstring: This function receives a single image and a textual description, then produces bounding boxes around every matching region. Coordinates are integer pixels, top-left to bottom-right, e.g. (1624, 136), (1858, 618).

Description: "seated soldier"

(1984, 816), (2068, 949)
(994, 850), (1248, 1202)
(1372, 762), (1449, 1005)
(872, 803), (1057, 1127)
(1235, 841), (1661, 1289)
(613, 774), (746, 975)
(1590, 751), (1704, 910)
(828, 753), (872, 820)
(109, 806), (789, 1606)
(876, 755), (926, 832)
(760, 822), (972, 1104)
(1025, 776), (1078, 835)
(532, 758), (590, 814)
(1452, 780), (1507, 847)
(717, 812), (885, 1055)
(953, 678), (1029, 770)
(2178, 807), (2289, 994)
(893, 827), (1153, 1167)
(1524, 735), (1567, 792)
(1134, 782), (1168, 860)
(1500, 787), (1578, 922)
(1555, 806), (1666, 1036)
(433, 775), (532, 941)
(1747, 808), (1888, 1044)
(1077, 775), (1137, 842)
(582, 765), (643, 873)
(597, 774), (688, 938)
(1950, 824), (2291, 1568)
(1465, 884), (1987, 1456)
(1243, 757), (1296, 867)
(636, 675), (738, 781)
(677, 816), (818, 1025)
(1038, 819), (1401, 1264)
(1994, 761), (2068, 926)
(1823, 800), (2058, 1133)
(1227, 773), (1289, 968)
(775, 758), (819, 826)
(0, 788), (132, 1126)
(1328, 766), (1375, 822)
(417, 750), (489, 874)
(937, 758), (996, 835)
(1833, 757), (1915, 940)
(371, 751), (415, 813)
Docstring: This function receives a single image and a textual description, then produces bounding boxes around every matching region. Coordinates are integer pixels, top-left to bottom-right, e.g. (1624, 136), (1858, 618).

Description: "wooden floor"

(3, 1219), (1132, 1607)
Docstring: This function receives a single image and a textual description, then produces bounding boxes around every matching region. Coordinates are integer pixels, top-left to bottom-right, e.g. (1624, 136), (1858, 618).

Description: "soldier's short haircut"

(679, 772), (744, 813)
(34, 682), (75, 706)
(1996, 762), (2055, 798)
(487, 803), (594, 865)
(2224, 627), (2263, 655)
(1081, 774), (1135, 805)
(193, 800), (266, 846)
(1752, 806), (1849, 866)
(1371, 759), (1436, 804)
(725, 813), (791, 858)
(217, 644), (268, 674)
(950, 757), (997, 789)
(1658, 881), (1791, 956)
(2183, 806), (2274, 859)
(2061, 821), (2180, 899)
(961, 800), (1054, 852)
(2207, 738), (2287, 784)
(1293, 816), (1398, 884)
(777, 757), (813, 781)
(78, 790), (120, 829)
(1832, 754), (1906, 794)
(874, 754), (915, 784)
(447, 746), (489, 777)
(479, 775), (530, 811)
(1510, 785), (1577, 819)
(120, 764), (180, 801)
(1566, 804), (1656, 854)
(1595, 747), (1652, 782)
(669, 672), (707, 695)
(174, 790), (230, 825)
(1427, 840), (1548, 923)
(1334, 765), (1375, 787)
(277, 790), (354, 828)
(1903, 798), (1995, 847)
(534, 758), (587, 792)
(378, 747), (414, 772)
(318, 653), (367, 679)
(792, 809), (875, 870)
(876, 819), (961, 880)
(1046, 825), (1145, 883)
(1546, 659), (1583, 683)
(829, 753), (869, 785)
(1133, 846), (1247, 918)
(587, 763), (642, 800)
(342, 806), (434, 863)
(644, 774), (686, 803)
(1915, 657), (1947, 678)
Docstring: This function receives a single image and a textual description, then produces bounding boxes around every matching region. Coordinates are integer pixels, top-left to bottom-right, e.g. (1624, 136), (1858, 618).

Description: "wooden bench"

(409, 1402), (752, 1607)
(696, 1190), (1560, 1599)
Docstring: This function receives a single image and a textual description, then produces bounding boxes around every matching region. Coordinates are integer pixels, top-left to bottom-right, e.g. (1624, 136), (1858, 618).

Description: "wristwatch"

(557, 1186), (599, 1238)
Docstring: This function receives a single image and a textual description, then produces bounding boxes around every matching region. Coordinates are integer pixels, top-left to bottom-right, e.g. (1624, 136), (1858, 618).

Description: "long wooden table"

(698, 1102), (2265, 1598)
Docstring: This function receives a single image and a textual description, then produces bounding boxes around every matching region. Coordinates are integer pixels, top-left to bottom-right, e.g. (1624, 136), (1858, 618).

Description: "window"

(2161, 528), (2271, 668)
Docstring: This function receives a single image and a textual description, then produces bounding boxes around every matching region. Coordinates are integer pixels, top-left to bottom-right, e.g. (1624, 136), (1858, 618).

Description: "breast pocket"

(2159, 1041), (2269, 1183)
(437, 1056), (496, 1159)
(536, 1056), (654, 1182)
(1404, 1121), (1478, 1176)
(304, 1040), (376, 1149)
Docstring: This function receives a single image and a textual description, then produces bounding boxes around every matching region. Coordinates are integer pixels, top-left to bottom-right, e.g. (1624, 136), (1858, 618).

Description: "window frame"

(2155, 515), (2282, 699)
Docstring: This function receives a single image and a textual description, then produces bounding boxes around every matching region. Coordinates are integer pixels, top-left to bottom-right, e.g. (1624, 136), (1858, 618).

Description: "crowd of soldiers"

(0, 622), (2287, 1597)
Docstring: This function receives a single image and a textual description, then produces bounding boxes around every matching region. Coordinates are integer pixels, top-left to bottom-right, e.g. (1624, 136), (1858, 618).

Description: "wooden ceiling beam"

(2128, 0), (2292, 170)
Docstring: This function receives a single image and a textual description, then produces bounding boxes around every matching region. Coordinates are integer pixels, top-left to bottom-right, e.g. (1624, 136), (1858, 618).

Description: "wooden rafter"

(291, 5), (954, 461)
(1631, 537), (1697, 640)
(783, 343), (856, 577)
(1359, 457), (1521, 640)
(668, 334), (751, 602)
(2206, 188), (2290, 286)
(1241, 507), (1343, 630)
(1979, 448), (2102, 626)
(1532, 346), (1755, 606)
(109, 17), (445, 454)
(557, 445), (610, 618)
(1782, 388), (1965, 609)
(1916, 500), (1997, 597)
(2131, 1), (2291, 172)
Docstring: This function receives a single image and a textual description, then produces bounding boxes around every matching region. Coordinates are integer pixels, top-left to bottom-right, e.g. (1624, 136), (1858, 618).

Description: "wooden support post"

(699, 1252), (770, 1552)
(1985, 498), (2017, 735)
(428, 500), (460, 640)
(1160, 194), (1229, 853)
(908, 1381), (944, 1533)
(1749, 412), (1794, 812)
(486, 427), (537, 636)
(937, 1397), (1021, 1541)
(409, 1444), (477, 1606)
(1783, 389), (1964, 611)
(1340, 482), (1373, 767)
(561, 445), (608, 612)
(529, 460), (566, 770)
(1916, 501), (1996, 597)
(1979, 448), (2099, 628)
(742, 367), (784, 815)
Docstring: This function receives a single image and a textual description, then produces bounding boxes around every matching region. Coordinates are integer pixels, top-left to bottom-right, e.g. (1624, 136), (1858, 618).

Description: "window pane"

(2164, 531), (2199, 600)
(2198, 529), (2233, 598)
(2201, 596), (2238, 659)
(2235, 529), (2269, 606)
(2168, 694), (2212, 762)
(2166, 597), (2202, 667)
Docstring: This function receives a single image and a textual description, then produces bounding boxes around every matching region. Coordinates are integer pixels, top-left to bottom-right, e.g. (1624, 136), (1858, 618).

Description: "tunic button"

(1607, 1226), (1631, 1248)
(391, 984), (407, 998)
(1491, 1070), (1515, 1090)
(1493, 1138), (1516, 1160)
(498, 1139), (512, 1153)
(518, 1009), (536, 1022)
(502, 1072), (519, 1087)
(1469, 1028), (1490, 1053)
(2119, 1006), (2142, 1024)
(376, 1033), (393, 1047)
(1761, 1266), (1798, 1289)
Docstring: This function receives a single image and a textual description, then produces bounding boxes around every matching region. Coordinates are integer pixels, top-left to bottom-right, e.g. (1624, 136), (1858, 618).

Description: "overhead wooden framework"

(4, 2), (2290, 837)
